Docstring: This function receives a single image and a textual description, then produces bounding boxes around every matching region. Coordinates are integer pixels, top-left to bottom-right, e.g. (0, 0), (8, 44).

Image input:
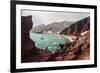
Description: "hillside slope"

(30, 21), (74, 33)
(60, 16), (90, 36)
(47, 17), (90, 61)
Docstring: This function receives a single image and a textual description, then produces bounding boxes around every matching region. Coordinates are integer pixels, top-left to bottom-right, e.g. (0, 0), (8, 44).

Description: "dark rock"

(21, 16), (39, 62)
(60, 16), (90, 36)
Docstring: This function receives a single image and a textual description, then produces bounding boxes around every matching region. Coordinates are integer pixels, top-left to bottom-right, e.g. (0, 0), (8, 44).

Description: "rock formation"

(21, 16), (38, 62)
(21, 16), (52, 62)
(60, 17), (90, 36)
(46, 17), (90, 61)
(63, 31), (90, 60)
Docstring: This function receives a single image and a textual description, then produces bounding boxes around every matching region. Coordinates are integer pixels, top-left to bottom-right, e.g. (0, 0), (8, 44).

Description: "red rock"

(55, 56), (63, 61)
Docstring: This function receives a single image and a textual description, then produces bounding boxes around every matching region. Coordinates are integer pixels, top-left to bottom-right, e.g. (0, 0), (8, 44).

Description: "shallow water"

(30, 33), (70, 52)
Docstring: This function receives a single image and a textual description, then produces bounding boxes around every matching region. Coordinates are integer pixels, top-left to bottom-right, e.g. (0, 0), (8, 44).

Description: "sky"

(22, 10), (90, 27)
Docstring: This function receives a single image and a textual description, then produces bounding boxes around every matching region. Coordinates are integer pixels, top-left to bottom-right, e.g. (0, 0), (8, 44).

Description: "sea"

(30, 33), (70, 52)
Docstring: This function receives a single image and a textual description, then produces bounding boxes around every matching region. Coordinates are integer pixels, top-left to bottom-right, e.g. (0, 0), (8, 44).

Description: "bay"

(30, 33), (70, 52)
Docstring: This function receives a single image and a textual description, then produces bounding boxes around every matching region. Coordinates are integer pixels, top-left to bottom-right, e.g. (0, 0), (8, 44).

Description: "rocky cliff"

(46, 17), (90, 61)
(63, 31), (90, 60)
(21, 16), (51, 62)
(21, 16), (38, 62)
(47, 31), (90, 61)
(60, 17), (90, 36)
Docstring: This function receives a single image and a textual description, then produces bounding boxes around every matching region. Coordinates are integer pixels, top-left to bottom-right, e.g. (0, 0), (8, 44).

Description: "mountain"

(60, 16), (90, 36)
(30, 21), (74, 33)
(30, 24), (45, 33)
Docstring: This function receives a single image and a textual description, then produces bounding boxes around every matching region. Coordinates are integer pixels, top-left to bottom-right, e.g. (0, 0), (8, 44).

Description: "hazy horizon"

(22, 10), (90, 27)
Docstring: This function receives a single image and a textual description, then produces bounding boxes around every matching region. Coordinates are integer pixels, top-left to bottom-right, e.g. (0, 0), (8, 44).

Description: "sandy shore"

(62, 35), (76, 42)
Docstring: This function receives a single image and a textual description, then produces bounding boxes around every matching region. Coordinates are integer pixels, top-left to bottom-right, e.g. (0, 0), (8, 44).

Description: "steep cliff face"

(60, 16), (90, 60)
(21, 16), (51, 62)
(21, 16), (39, 62)
(60, 17), (90, 36)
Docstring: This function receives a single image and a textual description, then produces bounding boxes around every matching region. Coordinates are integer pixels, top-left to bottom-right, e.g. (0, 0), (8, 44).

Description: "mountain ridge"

(30, 21), (74, 33)
(60, 16), (90, 36)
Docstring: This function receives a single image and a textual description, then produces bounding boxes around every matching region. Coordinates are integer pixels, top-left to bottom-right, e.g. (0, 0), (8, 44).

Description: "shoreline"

(60, 35), (77, 42)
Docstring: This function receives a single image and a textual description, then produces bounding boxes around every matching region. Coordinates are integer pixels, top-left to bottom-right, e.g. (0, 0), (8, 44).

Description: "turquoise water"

(30, 33), (70, 52)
